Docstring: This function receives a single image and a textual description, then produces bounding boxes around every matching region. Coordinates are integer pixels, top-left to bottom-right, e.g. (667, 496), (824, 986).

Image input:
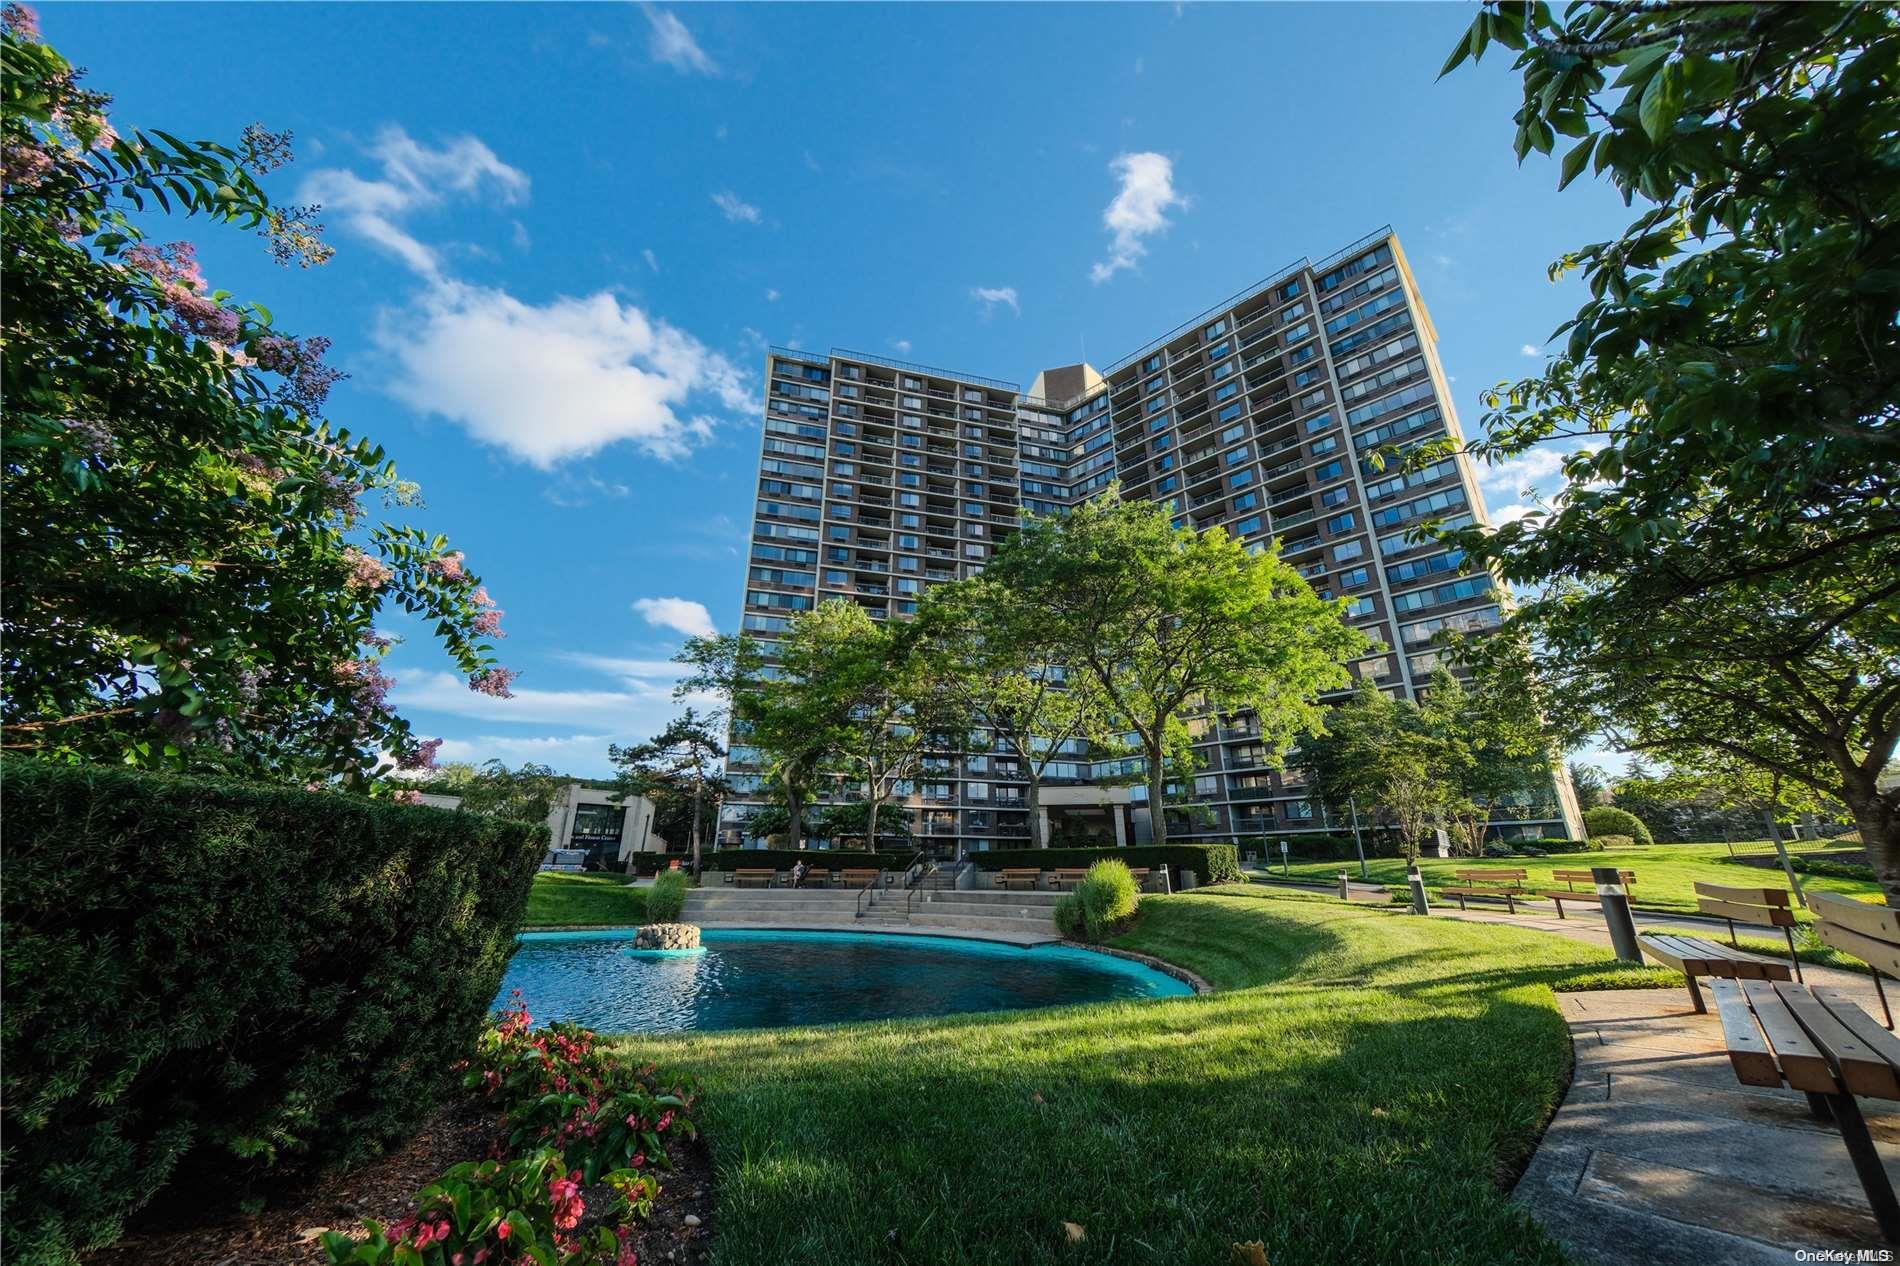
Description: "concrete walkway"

(1404, 899), (1899, 1262)
(1516, 988), (1900, 1264)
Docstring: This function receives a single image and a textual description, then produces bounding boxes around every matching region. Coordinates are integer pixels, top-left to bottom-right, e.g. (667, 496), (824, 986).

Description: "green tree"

(771, 600), (958, 852)
(676, 631), (834, 852)
(1568, 762), (1609, 808)
(917, 576), (1127, 848)
(1438, 2), (1900, 890)
(609, 710), (729, 876)
(810, 800), (914, 848)
(1420, 666), (1562, 857)
(0, 18), (509, 789)
(988, 489), (1363, 847)
(1301, 682), (1454, 864)
(427, 760), (568, 823)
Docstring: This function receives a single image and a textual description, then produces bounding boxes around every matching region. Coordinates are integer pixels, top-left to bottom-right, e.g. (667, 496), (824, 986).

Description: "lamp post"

(1348, 796), (1368, 882)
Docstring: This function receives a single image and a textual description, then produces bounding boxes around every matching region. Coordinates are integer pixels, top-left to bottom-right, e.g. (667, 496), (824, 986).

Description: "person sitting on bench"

(790, 859), (809, 889)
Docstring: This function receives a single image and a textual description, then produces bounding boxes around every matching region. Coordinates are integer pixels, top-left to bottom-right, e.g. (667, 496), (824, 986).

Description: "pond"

(496, 928), (1193, 1034)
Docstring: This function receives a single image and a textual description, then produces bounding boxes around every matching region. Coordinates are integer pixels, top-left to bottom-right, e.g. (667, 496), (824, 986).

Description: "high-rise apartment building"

(724, 227), (1585, 852)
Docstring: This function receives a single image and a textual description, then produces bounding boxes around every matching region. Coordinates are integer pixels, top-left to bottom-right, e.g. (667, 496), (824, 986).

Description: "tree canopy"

(1438, 1), (1900, 888)
(986, 488), (1364, 847)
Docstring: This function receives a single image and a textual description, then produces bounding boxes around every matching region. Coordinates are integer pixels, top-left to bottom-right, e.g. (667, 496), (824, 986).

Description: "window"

(1233, 491), (1258, 511)
(1235, 514), (1263, 536)
(1324, 511), (1356, 534)
(1345, 596), (1375, 618)
(1203, 320), (1227, 341)
(1229, 469), (1254, 489)
(1334, 539), (1364, 563)
(1225, 445), (1250, 465)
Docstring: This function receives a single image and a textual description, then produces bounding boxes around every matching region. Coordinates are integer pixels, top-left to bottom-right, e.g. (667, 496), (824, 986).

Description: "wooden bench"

(840, 868), (881, 888)
(1336, 872), (1389, 905)
(1710, 978), (1900, 1241)
(1049, 868), (1090, 891)
(1811, 891), (1900, 1029)
(732, 868), (779, 889)
(1536, 868), (1636, 919)
(1639, 932), (1794, 1013)
(997, 868), (1041, 891)
(1440, 868), (1530, 914)
(1127, 867), (1151, 891)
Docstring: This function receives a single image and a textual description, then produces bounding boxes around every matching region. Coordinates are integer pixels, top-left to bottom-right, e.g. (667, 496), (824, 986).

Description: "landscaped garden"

(603, 885), (1669, 1265)
(528, 872), (650, 928)
(1273, 839), (1885, 922)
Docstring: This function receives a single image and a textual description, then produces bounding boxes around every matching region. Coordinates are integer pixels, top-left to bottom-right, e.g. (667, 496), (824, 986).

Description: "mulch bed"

(86, 1101), (715, 1266)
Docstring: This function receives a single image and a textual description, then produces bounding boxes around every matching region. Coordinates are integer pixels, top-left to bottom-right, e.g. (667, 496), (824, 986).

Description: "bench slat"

(1708, 980), (1782, 1087)
(1815, 920), (1900, 978)
(1537, 889), (1607, 902)
(1696, 895), (1796, 928)
(1742, 979), (1839, 1092)
(1680, 935), (1793, 979)
(1813, 986), (1900, 1099)
(1778, 984), (1900, 1100)
(1694, 881), (1792, 907)
(1454, 869), (1528, 881)
(1811, 890), (1900, 945)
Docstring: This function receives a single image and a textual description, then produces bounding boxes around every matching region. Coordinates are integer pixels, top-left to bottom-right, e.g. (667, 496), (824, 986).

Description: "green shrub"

(1, 759), (546, 1266)
(1793, 854), (1877, 880)
(1583, 805), (1654, 844)
(1591, 833), (1635, 851)
(700, 848), (911, 873)
(1055, 861), (1143, 943)
(646, 869), (691, 923)
(970, 844), (1241, 887)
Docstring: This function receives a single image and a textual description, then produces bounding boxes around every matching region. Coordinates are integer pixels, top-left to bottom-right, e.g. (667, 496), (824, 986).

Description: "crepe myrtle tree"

(988, 488), (1365, 848)
(916, 576), (1131, 848)
(0, 11), (509, 791)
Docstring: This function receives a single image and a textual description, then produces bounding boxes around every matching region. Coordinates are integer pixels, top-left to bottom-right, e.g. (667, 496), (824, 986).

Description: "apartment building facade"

(723, 227), (1585, 853)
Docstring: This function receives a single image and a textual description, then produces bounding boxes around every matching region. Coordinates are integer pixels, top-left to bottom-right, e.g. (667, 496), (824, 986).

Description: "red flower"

(496, 1220), (511, 1240)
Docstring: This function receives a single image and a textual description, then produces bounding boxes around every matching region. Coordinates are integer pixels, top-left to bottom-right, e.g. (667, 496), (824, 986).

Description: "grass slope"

(1277, 841), (1882, 922)
(525, 872), (647, 927)
(610, 885), (1670, 1265)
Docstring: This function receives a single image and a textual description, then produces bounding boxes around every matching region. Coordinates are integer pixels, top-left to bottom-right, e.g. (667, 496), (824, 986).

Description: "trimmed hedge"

(970, 844), (1242, 887)
(1054, 859), (1142, 942)
(646, 869), (691, 922)
(0, 760), (547, 1265)
(1583, 805), (1654, 845)
(701, 848), (913, 872)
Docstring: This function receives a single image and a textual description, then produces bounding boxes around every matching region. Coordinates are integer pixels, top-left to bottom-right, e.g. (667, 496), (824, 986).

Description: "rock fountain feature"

(630, 922), (703, 953)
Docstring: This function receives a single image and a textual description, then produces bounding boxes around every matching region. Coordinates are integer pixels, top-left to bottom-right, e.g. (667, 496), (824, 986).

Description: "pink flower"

(429, 551), (466, 581)
(473, 609), (505, 638)
(495, 1220), (511, 1241)
(392, 789), (424, 806)
(468, 667), (516, 698)
(164, 285), (240, 344)
(2, 4), (40, 39)
(251, 334), (343, 412)
(2, 139), (52, 189)
(341, 547), (391, 591)
(398, 737), (443, 771)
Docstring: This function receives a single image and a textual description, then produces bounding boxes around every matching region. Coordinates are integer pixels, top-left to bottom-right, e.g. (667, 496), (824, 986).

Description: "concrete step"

(923, 890), (1065, 907)
(910, 912), (1057, 934)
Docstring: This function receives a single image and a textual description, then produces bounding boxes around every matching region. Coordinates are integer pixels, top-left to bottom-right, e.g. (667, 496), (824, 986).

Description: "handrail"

(854, 870), (880, 919)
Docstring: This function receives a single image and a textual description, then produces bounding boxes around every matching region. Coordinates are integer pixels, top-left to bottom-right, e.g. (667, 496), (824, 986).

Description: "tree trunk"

(689, 777), (704, 878)
(783, 775), (804, 852)
(1026, 775), (1045, 848)
(1146, 741), (1169, 848)
(1844, 780), (1900, 909)
(865, 778), (886, 856)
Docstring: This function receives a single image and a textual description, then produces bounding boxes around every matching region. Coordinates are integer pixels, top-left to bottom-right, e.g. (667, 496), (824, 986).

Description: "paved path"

(1515, 988), (1900, 1264)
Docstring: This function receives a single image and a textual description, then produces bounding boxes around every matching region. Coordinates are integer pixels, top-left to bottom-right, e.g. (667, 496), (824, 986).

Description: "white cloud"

(299, 127), (529, 281)
(1134, 56), (1145, 75)
(1090, 151), (1187, 284)
(558, 652), (691, 683)
(510, 220), (532, 250)
(765, 288), (780, 302)
(1490, 503), (1535, 527)
(434, 732), (620, 772)
(1476, 447), (1570, 497)
(711, 190), (762, 224)
(890, 338), (912, 355)
(970, 285), (1020, 316)
(394, 670), (665, 726)
(632, 596), (716, 638)
(642, 248), (660, 272)
(643, 5), (716, 74)
(1520, 343), (1542, 357)
(375, 281), (753, 467)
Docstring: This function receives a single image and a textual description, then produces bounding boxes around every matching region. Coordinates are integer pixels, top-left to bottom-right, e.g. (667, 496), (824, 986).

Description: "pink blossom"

(86, 116), (116, 151)
(125, 241), (205, 292)
(334, 658), (394, 711)
(164, 285), (240, 344)
(495, 1221), (511, 1241)
(429, 551), (466, 582)
(398, 737), (443, 771)
(472, 586), (493, 608)
(468, 667), (516, 698)
(251, 334), (343, 412)
(2, 4), (40, 39)
(341, 547), (391, 591)
(2, 140), (52, 189)
(57, 417), (115, 458)
(473, 608), (505, 638)
(392, 789), (424, 806)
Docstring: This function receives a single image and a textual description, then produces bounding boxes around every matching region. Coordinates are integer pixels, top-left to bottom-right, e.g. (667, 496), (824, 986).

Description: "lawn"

(609, 885), (1670, 1265)
(524, 871), (648, 927)
(1274, 840), (1882, 922)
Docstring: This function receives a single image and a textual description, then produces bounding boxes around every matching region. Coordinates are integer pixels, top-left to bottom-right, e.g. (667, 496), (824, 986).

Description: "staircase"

(677, 878), (1059, 944)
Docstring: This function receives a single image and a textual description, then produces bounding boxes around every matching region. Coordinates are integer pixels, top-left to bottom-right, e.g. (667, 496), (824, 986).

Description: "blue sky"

(46, 2), (1635, 777)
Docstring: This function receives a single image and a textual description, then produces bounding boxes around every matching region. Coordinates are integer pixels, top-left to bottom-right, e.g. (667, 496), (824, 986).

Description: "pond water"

(496, 928), (1193, 1034)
